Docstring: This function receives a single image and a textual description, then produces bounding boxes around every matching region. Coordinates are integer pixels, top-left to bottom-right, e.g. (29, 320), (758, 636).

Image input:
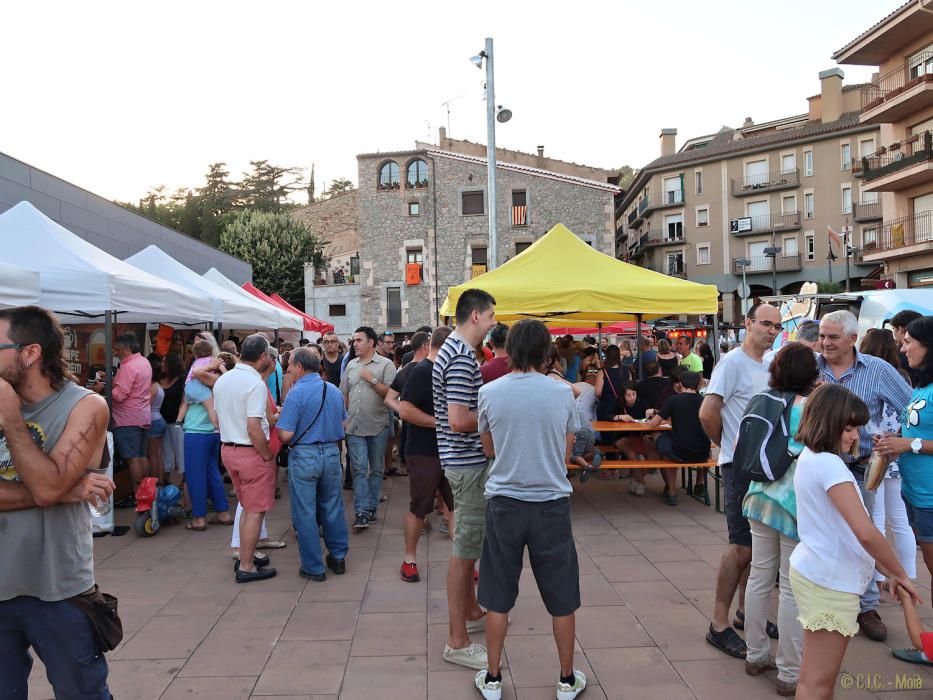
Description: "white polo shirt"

(212, 363), (269, 444)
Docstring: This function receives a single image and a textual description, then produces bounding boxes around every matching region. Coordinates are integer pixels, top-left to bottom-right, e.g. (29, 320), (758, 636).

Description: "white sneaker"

(443, 642), (488, 670)
(475, 670), (503, 700)
(556, 670), (587, 700)
(628, 480), (638, 495)
(466, 615), (487, 633)
(634, 482), (645, 497)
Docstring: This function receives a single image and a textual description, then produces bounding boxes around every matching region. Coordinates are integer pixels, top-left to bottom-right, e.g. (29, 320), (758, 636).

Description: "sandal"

(733, 610), (779, 639)
(185, 521), (206, 532)
(208, 515), (234, 526)
(706, 624), (747, 659)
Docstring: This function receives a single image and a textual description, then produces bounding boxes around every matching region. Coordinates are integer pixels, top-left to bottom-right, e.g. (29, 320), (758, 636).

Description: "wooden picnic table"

(592, 420), (670, 433)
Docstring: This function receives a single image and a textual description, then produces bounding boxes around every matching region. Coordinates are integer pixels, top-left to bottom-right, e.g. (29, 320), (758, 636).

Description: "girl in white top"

(790, 383), (920, 699)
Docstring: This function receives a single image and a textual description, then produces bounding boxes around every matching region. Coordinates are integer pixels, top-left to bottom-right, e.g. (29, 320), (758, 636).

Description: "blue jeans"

(184, 432), (228, 518)
(0, 595), (111, 699)
(289, 443), (349, 574)
(856, 477), (880, 613)
(346, 427), (390, 514)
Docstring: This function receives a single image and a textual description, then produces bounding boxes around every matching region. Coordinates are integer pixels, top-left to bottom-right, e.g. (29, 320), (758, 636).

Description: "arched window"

(377, 161), (400, 190)
(406, 159), (428, 188)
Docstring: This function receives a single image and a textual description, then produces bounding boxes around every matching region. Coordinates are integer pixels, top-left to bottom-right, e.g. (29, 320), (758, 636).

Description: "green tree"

(617, 165), (635, 190)
(323, 177), (353, 199)
(239, 160), (306, 211)
(307, 163), (316, 204)
(219, 210), (328, 309)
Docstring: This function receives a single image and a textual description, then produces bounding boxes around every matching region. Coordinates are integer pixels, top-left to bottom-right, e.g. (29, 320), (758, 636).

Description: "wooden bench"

(567, 459), (719, 506)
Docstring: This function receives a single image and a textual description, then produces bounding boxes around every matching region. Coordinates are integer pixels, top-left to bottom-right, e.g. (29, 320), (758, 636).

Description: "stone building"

(301, 134), (619, 334)
(355, 135), (619, 330)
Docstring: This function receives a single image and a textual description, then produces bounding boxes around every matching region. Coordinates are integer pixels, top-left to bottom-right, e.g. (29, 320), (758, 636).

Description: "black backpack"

(733, 390), (797, 482)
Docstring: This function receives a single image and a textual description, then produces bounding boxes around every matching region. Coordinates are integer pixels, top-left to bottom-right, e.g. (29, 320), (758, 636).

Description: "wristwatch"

(911, 438), (923, 454)
(370, 377), (378, 386)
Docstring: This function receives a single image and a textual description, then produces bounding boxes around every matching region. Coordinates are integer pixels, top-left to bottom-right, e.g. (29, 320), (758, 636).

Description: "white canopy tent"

(203, 267), (304, 331)
(125, 245), (285, 330)
(0, 262), (40, 308)
(0, 202), (209, 325)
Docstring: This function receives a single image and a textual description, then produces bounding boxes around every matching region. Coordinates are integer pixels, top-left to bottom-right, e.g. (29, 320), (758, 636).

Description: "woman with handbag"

(594, 345), (628, 422)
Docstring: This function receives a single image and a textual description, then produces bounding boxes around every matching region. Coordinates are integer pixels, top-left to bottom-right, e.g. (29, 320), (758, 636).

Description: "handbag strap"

(289, 383), (328, 446)
(603, 368), (619, 399)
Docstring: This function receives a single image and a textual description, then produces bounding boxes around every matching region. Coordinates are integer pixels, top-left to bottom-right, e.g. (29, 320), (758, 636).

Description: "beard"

(0, 356), (26, 392)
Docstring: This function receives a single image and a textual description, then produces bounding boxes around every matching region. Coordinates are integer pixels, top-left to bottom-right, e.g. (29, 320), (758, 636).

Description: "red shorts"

(222, 445), (276, 513)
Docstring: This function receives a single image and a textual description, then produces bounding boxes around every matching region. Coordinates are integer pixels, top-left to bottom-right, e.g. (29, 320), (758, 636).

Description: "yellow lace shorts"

(789, 566), (860, 637)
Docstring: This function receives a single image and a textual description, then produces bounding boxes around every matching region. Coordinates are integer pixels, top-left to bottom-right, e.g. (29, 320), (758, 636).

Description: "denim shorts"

(903, 497), (933, 543)
(723, 462), (752, 548)
(113, 425), (149, 459)
(148, 416), (167, 438)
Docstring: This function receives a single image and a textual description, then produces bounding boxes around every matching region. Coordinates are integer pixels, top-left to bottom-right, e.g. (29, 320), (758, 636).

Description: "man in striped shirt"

(433, 288), (497, 671)
(818, 309), (913, 643)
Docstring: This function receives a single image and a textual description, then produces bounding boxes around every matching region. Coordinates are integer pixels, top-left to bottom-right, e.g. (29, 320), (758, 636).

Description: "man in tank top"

(0, 305), (113, 698)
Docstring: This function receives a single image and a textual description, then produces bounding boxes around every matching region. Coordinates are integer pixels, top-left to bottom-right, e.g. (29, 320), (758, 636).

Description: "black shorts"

(478, 496), (580, 617)
(722, 463), (752, 548)
(406, 454), (453, 518)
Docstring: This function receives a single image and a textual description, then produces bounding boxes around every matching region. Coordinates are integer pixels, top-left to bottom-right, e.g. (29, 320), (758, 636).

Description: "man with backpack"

(699, 303), (780, 659)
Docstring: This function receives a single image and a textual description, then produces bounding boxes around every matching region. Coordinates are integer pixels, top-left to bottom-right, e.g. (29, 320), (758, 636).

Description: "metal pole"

(741, 265), (748, 316)
(771, 229), (778, 296)
(485, 37), (498, 270)
(712, 313), (720, 363)
(104, 311), (113, 405)
(636, 313), (643, 381)
(844, 225), (851, 292)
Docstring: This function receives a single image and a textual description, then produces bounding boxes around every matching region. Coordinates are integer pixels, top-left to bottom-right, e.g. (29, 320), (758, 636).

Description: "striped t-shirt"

(432, 331), (486, 470)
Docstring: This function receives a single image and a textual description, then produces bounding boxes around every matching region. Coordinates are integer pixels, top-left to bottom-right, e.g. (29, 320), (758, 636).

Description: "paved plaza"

(27, 474), (933, 700)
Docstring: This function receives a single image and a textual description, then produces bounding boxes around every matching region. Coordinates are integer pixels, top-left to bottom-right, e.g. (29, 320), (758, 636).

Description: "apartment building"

(303, 132), (620, 332)
(833, 1), (933, 288)
(616, 72), (880, 321)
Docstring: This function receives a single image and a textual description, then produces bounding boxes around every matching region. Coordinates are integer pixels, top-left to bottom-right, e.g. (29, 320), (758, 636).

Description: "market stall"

(0, 261), (40, 307)
(202, 268), (304, 331)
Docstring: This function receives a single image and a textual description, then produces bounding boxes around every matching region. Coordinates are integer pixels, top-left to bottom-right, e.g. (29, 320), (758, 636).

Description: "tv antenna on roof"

(440, 94), (467, 137)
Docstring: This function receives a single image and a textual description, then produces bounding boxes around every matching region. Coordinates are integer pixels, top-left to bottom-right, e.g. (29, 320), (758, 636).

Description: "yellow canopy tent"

(440, 223), (719, 323)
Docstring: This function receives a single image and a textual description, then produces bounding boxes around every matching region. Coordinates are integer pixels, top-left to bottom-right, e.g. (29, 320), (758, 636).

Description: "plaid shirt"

(816, 350), (912, 469)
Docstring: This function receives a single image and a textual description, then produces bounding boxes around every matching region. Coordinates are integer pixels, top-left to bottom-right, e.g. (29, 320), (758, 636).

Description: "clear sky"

(0, 0), (904, 204)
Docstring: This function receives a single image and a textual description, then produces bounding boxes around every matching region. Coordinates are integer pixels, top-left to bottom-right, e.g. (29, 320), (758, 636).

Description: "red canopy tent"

(270, 292), (333, 334)
(547, 321), (640, 336)
(241, 282), (333, 333)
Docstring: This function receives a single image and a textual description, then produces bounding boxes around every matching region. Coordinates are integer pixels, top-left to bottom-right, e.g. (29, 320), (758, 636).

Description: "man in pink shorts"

(213, 333), (278, 583)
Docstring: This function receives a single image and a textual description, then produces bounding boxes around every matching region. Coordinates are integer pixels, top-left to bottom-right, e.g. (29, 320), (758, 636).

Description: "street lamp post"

(471, 38), (511, 271)
(736, 257), (751, 316)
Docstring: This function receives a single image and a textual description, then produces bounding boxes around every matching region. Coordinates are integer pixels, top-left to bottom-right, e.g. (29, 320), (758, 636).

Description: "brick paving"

(26, 474), (933, 699)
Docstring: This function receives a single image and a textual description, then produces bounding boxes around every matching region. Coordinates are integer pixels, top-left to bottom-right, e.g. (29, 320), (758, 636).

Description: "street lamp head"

(496, 106), (512, 123)
(470, 53), (485, 69)
(736, 257), (751, 267)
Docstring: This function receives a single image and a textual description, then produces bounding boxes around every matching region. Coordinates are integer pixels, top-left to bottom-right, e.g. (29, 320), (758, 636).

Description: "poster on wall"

(60, 323), (147, 386)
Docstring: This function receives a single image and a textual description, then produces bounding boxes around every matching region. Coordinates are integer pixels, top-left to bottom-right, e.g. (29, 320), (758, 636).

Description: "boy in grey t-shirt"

(474, 320), (586, 700)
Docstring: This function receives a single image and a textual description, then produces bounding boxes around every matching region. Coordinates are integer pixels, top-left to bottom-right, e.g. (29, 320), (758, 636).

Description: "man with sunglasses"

(0, 306), (114, 698)
(700, 302), (780, 659)
(377, 331), (395, 360)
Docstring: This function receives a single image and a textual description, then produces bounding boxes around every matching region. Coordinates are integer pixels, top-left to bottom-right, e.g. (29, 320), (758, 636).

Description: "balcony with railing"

(861, 131), (933, 192)
(732, 253), (802, 275)
(861, 211), (933, 261)
(860, 52), (933, 124)
(730, 211), (801, 236)
(638, 228), (685, 250)
(731, 168), (799, 196)
(853, 200), (882, 222)
(627, 207), (644, 230)
(637, 189), (685, 216)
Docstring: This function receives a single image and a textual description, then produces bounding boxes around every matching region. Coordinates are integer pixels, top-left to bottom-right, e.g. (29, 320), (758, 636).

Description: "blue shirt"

(183, 380), (215, 434)
(817, 350), (912, 466)
(900, 384), (933, 508)
(277, 373), (347, 445)
(266, 363), (284, 404)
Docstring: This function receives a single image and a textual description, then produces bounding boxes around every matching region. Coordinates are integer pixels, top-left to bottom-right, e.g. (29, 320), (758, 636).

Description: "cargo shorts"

(445, 461), (491, 561)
